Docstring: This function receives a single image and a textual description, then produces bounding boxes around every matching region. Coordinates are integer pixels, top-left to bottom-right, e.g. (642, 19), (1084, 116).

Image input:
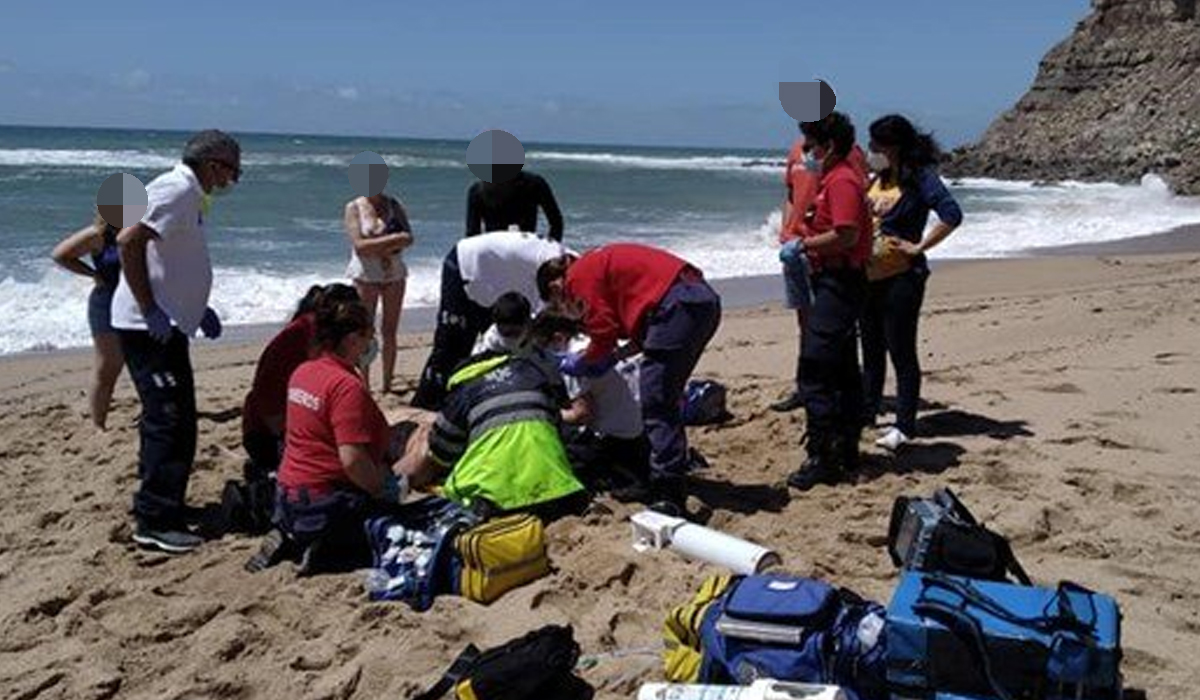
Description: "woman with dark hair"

(862, 115), (963, 451)
(784, 112), (874, 491)
(51, 211), (124, 431)
(240, 284), (361, 480)
(273, 294), (411, 573)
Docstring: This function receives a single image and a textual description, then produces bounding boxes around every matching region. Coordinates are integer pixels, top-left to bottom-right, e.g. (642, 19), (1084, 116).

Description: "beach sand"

(2, 246), (1200, 699)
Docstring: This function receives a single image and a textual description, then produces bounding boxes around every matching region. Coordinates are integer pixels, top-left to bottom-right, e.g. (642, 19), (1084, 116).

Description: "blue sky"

(0, 0), (1089, 148)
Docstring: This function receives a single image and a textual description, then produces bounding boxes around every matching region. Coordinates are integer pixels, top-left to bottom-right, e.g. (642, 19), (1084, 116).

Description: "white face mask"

(867, 151), (889, 173)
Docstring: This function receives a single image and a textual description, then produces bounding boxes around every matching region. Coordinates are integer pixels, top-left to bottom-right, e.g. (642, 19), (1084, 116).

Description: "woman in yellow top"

(861, 115), (963, 451)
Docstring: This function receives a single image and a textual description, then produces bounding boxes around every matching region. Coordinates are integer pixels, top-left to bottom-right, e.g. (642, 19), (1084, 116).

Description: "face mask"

(209, 181), (235, 198)
(358, 337), (379, 370)
(802, 151), (821, 173)
(867, 151), (889, 172)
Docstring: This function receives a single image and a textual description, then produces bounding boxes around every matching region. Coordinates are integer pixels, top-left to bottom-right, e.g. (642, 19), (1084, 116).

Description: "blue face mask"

(803, 151), (821, 173)
(358, 337), (379, 370)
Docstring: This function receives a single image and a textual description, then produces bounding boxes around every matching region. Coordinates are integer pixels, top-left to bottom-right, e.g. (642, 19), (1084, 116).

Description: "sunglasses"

(213, 159), (243, 181)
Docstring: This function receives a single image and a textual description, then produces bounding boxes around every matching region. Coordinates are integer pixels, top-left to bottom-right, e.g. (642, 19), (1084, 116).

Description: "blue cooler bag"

(698, 574), (888, 700)
(887, 572), (1122, 700)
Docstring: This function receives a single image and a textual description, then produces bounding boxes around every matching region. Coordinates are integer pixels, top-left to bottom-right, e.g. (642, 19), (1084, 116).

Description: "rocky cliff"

(948, 0), (1200, 193)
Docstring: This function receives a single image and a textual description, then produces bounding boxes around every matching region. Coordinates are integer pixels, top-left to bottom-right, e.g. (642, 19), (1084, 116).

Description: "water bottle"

(363, 568), (392, 596)
(637, 679), (845, 700)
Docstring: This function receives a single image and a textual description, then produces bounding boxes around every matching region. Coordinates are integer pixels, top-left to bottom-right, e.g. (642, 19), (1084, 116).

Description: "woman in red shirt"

(240, 284), (360, 481)
(783, 112), (873, 492)
(273, 295), (408, 573)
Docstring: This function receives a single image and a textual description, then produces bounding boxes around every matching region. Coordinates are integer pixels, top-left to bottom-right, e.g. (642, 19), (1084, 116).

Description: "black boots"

(647, 475), (688, 517)
(786, 428), (861, 492)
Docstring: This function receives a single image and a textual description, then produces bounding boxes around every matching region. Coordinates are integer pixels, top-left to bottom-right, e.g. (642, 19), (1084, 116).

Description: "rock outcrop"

(948, 0), (1200, 193)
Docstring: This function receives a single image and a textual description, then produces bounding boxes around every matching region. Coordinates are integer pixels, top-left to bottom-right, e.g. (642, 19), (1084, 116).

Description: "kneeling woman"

(275, 295), (408, 572)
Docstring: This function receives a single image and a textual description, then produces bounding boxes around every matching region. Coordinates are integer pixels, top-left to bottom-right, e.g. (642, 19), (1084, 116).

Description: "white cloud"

(336, 86), (359, 101)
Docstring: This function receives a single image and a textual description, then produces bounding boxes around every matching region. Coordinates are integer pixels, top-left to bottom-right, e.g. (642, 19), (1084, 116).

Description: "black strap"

(912, 599), (1017, 700)
(921, 574), (1091, 638)
(996, 535), (1033, 586)
(413, 644), (481, 700)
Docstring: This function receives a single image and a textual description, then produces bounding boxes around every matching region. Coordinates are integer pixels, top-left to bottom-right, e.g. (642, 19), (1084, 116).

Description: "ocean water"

(4, 125), (1200, 355)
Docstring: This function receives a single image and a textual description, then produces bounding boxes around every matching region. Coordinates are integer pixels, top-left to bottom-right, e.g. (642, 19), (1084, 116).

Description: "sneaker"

(875, 427), (911, 452)
(133, 524), (203, 554)
(769, 392), (805, 413)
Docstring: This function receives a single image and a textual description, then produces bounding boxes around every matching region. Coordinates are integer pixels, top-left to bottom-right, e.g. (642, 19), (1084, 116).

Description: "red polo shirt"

(241, 313), (316, 439)
(277, 353), (390, 499)
(782, 143), (869, 244)
(804, 159), (873, 270)
(565, 243), (692, 361)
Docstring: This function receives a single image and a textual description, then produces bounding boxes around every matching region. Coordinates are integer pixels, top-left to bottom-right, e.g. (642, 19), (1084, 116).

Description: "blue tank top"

(91, 225), (121, 289)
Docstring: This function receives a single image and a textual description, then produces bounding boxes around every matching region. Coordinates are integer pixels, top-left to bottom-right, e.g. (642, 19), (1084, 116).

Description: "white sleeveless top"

(346, 196), (410, 283)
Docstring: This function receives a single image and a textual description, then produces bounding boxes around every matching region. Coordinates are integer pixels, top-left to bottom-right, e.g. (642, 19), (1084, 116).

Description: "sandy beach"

(3, 242), (1200, 699)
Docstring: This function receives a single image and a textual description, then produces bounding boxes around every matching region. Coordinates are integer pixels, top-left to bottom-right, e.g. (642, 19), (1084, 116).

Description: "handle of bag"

(937, 487), (981, 527)
(1049, 581), (1099, 639)
(912, 599), (1019, 700)
(413, 644), (481, 700)
(922, 573), (1076, 637)
(995, 534), (1033, 586)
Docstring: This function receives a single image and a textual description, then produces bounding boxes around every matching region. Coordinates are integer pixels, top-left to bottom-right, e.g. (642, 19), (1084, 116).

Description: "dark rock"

(948, 0), (1200, 194)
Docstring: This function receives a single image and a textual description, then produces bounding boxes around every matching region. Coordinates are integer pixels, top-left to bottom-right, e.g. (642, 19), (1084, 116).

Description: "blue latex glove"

(779, 239), (804, 265)
(559, 351), (617, 378)
(200, 307), (222, 339)
(144, 304), (173, 344)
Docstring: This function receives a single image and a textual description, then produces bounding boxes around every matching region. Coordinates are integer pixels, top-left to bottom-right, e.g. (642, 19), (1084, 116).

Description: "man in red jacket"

(537, 243), (721, 515)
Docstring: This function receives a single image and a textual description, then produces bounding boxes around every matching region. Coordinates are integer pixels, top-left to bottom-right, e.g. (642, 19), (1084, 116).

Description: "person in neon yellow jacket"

(398, 343), (587, 520)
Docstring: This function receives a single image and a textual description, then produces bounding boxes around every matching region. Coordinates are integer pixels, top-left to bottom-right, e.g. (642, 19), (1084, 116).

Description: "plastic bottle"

(636, 679), (845, 700)
(363, 568), (391, 596)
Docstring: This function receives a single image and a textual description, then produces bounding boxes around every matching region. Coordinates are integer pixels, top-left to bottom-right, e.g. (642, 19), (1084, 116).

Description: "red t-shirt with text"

(277, 353), (389, 499)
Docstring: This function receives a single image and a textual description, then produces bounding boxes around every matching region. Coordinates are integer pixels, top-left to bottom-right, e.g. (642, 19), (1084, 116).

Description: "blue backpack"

(887, 572), (1122, 700)
(363, 498), (478, 610)
(697, 574), (889, 700)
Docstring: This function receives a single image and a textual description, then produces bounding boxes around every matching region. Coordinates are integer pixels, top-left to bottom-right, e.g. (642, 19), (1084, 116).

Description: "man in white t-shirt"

(411, 229), (564, 409)
(110, 129), (242, 554)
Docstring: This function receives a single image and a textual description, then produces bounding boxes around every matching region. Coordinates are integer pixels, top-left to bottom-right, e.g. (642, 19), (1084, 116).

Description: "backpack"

(414, 624), (594, 700)
(683, 379), (732, 426)
(663, 574), (736, 682)
(220, 476), (277, 536)
(692, 574), (889, 700)
(887, 572), (1122, 700)
(888, 487), (1031, 585)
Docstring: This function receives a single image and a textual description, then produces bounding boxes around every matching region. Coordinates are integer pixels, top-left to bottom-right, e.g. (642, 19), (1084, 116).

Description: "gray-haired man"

(110, 129), (242, 553)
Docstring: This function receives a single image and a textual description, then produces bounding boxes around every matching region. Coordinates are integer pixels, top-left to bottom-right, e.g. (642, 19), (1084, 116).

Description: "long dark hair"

(292, 282), (361, 322)
(869, 114), (942, 189)
(799, 111), (856, 167)
(313, 292), (371, 352)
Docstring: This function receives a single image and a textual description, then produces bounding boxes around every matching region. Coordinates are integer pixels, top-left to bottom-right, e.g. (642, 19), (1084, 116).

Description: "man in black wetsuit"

(465, 170), (565, 242)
